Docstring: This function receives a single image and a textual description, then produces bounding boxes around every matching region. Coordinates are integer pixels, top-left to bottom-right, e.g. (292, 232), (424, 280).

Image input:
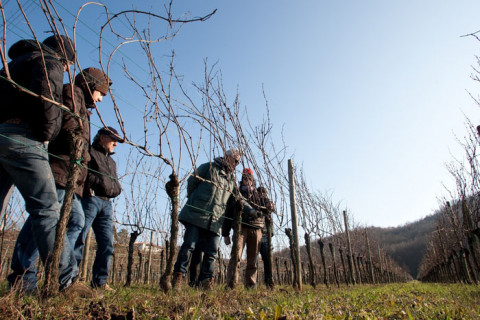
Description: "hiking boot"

(199, 278), (214, 290)
(94, 283), (115, 292)
(60, 281), (96, 299)
(266, 279), (275, 290)
(172, 272), (184, 289)
(245, 283), (257, 290)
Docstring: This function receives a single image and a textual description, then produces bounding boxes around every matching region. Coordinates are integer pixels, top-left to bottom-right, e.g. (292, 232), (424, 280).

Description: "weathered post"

(377, 244), (384, 283)
(146, 230), (154, 284)
(160, 249), (165, 276)
(343, 210), (356, 285)
(304, 233), (316, 287)
(78, 229), (92, 281)
(365, 230), (375, 284)
(328, 243), (340, 287)
(339, 247), (349, 285)
(353, 253), (361, 284)
(287, 159), (302, 290)
(125, 230), (140, 287)
(317, 239), (329, 288)
(275, 257), (281, 285)
(137, 250), (144, 283)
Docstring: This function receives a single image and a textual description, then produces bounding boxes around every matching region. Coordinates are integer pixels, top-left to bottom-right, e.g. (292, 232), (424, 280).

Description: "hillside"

(367, 213), (438, 279)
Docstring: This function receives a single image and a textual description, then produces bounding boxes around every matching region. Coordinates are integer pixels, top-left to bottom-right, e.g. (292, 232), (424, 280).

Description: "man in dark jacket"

(0, 34), (79, 292)
(74, 126), (122, 291)
(7, 68), (112, 288)
(172, 149), (241, 289)
(51, 68), (112, 249)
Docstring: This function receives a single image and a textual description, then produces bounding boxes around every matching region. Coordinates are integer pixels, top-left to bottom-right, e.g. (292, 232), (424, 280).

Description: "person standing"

(51, 68), (112, 250)
(7, 68), (112, 289)
(74, 126), (122, 291)
(223, 168), (265, 289)
(0, 35), (79, 293)
(172, 149), (241, 289)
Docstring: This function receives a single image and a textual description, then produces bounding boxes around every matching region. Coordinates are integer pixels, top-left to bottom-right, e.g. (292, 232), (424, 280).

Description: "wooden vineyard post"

(79, 229), (92, 281)
(343, 210), (356, 285)
(146, 230), (154, 284)
(287, 159), (302, 290)
(365, 230), (375, 284)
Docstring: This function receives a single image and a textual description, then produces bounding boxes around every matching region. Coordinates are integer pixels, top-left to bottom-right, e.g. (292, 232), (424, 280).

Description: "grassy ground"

(0, 281), (479, 319)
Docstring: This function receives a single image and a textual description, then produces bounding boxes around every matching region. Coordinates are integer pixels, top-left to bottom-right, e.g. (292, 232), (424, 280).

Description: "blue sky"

(4, 0), (480, 229)
(168, 1), (480, 228)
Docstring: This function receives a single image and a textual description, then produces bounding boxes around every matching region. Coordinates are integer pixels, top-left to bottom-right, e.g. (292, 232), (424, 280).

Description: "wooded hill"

(366, 213), (438, 279)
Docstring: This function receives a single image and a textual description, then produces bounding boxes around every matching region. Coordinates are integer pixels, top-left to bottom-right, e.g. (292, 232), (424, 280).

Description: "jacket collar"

(92, 141), (114, 156)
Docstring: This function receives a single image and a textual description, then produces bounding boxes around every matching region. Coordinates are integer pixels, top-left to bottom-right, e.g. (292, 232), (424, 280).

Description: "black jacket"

(83, 141), (121, 199)
(49, 84), (92, 196)
(0, 40), (64, 141)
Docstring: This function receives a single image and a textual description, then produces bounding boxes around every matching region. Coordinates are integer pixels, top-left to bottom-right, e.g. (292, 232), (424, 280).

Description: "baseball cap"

(98, 126), (124, 143)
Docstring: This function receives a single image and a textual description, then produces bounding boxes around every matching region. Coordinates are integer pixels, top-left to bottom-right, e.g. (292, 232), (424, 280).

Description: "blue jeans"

(75, 196), (114, 287)
(174, 223), (220, 281)
(6, 189), (84, 289)
(57, 189), (85, 251)
(188, 238), (206, 286)
(0, 123), (77, 291)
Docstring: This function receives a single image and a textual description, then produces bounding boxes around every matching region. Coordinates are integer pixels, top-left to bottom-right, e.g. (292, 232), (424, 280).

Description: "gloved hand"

(224, 236), (231, 246)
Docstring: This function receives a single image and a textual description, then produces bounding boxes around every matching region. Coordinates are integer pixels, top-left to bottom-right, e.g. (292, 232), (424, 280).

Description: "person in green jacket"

(172, 149), (241, 289)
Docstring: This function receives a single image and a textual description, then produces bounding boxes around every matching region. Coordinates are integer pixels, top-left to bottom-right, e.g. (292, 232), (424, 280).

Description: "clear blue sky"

(4, 0), (480, 229)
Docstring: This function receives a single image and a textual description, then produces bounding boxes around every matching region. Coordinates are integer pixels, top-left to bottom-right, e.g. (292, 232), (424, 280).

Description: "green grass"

(0, 281), (479, 319)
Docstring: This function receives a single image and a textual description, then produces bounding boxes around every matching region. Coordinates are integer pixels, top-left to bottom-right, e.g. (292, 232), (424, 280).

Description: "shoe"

(172, 272), (184, 289)
(95, 283), (115, 292)
(60, 281), (96, 299)
(266, 279), (275, 290)
(199, 278), (214, 290)
(245, 283), (257, 290)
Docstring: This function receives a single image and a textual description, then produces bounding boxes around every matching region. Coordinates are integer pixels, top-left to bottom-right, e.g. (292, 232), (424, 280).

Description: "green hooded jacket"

(179, 158), (236, 235)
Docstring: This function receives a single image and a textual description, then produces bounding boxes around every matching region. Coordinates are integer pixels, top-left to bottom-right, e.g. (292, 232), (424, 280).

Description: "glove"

(224, 236), (231, 246)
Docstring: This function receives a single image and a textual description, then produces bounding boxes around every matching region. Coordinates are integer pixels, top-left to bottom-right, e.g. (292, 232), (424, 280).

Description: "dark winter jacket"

(49, 83), (92, 196)
(222, 183), (276, 236)
(0, 39), (72, 141)
(258, 193), (275, 237)
(178, 157), (237, 236)
(83, 141), (122, 199)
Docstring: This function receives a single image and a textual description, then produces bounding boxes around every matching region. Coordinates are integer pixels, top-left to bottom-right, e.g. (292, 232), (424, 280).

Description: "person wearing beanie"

(74, 126), (123, 291)
(7, 68), (113, 292)
(172, 149), (241, 290)
(223, 168), (266, 289)
(0, 34), (80, 293)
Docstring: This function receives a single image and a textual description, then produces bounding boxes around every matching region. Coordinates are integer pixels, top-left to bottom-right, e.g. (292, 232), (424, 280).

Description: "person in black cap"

(74, 126), (122, 291)
(0, 34), (81, 294)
